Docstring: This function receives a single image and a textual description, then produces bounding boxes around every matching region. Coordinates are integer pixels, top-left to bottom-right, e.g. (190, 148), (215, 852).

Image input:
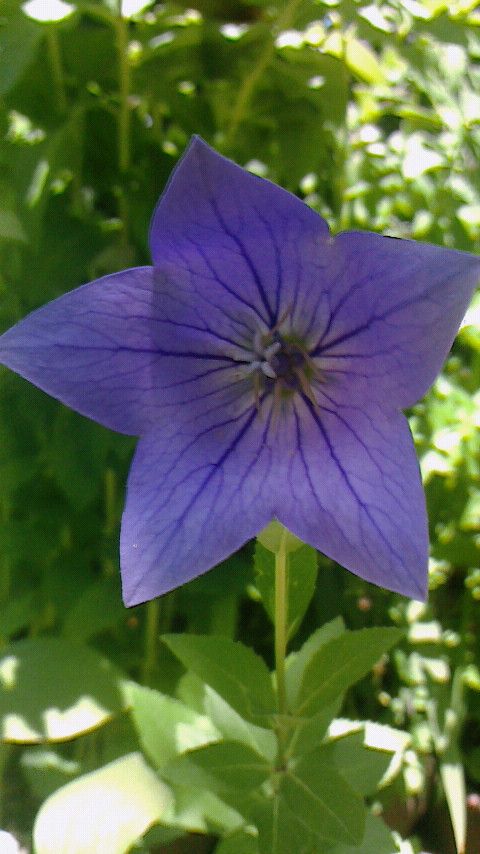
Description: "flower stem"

(102, 468), (116, 576)
(115, 14), (131, 174)
(226, 0), (303, 144)
(46, 28), (67, 115)
(275, 526), (289, 750)
(142, 597), (160, 685)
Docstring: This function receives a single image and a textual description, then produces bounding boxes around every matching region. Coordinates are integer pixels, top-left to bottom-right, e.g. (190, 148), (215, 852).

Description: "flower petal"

(276, 394), (428, 600)
(0, 266), (252, 435)
(120, 402), (278, 606)
(312, 232), (480, 407)
(149, 136), (330, 331)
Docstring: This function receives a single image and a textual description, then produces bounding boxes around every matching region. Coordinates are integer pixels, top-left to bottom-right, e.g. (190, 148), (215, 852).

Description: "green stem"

(46, 28), (67, 114)
(141, 598), (160, 685)
(226, 0), (303, 144)
(0, 499), (11, 643)
(104, 468), (117, 537)
(275, 527), (289, 752)
(102, 468), (116, 576)
(115, 15), (131, 174)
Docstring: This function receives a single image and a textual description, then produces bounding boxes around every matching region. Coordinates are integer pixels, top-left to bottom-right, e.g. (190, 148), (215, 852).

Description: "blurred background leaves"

(1, 0), (480, 851)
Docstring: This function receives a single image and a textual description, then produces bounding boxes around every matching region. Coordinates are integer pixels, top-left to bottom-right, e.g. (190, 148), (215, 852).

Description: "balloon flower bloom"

(1, 138), (479, 606)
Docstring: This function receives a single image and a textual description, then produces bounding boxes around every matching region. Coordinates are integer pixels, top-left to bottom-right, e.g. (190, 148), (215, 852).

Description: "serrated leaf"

(0, 638), (126, 743)
(281, 745), (364, 846)
(327, 811), (395, 854)
(162, 634), (275, 724)
(167, 741), (272, 794)
(296, 628), (403, 718)
(288, 702), (341, 757)
(285, 617), (345, 710)
(164, 785), (244, 835)
(204, 686), (277, 762)
(253, 795), (315, 854)
(331, 731), (392, 796)
(124, 681), (219, 768)
(33, 752), (172, 854)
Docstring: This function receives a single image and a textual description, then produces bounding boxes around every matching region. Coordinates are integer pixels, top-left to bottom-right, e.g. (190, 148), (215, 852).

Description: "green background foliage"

(1, 0), (480, 851)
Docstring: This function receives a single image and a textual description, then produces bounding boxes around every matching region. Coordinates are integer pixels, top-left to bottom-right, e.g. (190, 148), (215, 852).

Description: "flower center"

(247, 327), (320, 409)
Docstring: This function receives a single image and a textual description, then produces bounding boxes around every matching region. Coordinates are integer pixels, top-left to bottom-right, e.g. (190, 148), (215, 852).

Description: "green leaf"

(162, 634), (275, 724)
(285, 618), (345, 710)
(0, 5), (42, 95)
(22, 0), (75, 22)
(0, 638), (126, 742)
(296, 628), (403, 718)
(21, 746), (81, 802)
(163, 785), (244, 835)
(440, 761), (466, 854)
(33, 752), (172, 854)
(215, 828), (259, 854)
(46, 412), (112, 507)
(288, 702), (342, 758)
(281, 745), (364, 846)
(331, 731), (392, 796)
(254, 542), (318, 640)
(0, 209), (27, 242)
(253, 795), (315, 854)
(0, 590), (36, 641)
(124, 682), (220, 768)
(167, 741), (272, 794)
(62, 576), (125, 643)
(344, 35), (387, 84)
(256, 521), (303, 553)
(327, 812), (396, 854)
(204, 686), (277, 762)
(285, 621), (347, 756)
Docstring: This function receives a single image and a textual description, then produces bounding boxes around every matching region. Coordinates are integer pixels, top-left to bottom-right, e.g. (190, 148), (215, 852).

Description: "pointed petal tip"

(122, 589), (149, 609)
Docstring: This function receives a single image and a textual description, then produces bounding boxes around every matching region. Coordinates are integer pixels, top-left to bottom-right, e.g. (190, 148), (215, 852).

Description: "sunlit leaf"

(0, 5), (42, 95)
(441, 762), (467, 854)
(33, 752), (172, 854)
(22, 0), (75, 23)
(0, 210), (27, 242)
(162, 634), (276, 724)
(344, 35), (386, 84)
(125, 681), (220, 768)
(280, 745), (364, 846)
(0, 638), (126, 743)
(295, 628), (403, 718)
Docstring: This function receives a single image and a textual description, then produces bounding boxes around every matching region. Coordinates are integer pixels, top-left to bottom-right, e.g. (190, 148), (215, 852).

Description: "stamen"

(264, 342), (281, 360)
(244, 359), (262, 374)
(261, 362), (277, 379)
(247, 314), (324, 417)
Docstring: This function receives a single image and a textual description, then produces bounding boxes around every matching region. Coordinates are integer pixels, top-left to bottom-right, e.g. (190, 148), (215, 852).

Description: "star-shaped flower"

(1, 138), (479, 606)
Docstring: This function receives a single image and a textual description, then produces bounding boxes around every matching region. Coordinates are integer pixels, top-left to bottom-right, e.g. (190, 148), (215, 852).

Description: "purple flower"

(1, 138), (479, 606)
